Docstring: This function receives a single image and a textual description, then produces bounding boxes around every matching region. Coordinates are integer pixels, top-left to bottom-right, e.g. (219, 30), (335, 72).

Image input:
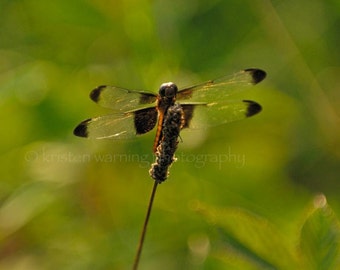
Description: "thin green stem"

(132, 181), (159, 270)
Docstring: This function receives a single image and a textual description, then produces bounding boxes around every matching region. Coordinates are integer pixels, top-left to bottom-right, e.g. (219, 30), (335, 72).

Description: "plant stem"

(133, 181), (158, 270)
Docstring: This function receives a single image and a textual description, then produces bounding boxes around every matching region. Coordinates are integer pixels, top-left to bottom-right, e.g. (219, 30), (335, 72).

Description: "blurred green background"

(1, 0), (340, 269)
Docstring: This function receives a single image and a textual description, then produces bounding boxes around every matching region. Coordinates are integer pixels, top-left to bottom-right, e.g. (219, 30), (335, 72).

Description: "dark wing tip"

(244, 68), (267, 84)
(243, 100), (262, 117)
(90, 85), (106, 102)
(73, 119), (90, 137)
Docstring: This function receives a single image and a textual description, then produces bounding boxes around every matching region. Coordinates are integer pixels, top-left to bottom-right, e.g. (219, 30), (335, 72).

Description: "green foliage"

(195, 194), (340, 270)
(299, 196), (340, 270)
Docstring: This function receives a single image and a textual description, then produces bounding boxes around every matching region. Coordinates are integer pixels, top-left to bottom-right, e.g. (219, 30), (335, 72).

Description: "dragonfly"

(73, 68), (266, 156)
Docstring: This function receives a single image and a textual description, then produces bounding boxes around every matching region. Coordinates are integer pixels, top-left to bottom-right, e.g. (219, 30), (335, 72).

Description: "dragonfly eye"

(159, 82), (178, 98)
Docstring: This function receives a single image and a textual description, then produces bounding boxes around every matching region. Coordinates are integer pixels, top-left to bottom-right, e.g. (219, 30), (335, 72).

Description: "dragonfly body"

(153, 82), (179, 152)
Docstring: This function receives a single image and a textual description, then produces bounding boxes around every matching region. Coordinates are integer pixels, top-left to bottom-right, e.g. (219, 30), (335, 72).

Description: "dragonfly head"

(158, 82), (178, 100)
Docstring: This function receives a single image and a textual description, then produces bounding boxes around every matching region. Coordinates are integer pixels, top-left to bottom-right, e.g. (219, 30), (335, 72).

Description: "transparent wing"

(177, 69), (266, 103)
(73, 108), (158, 139)
(89, 85), (157, 111)
(181, 100), (262, 129)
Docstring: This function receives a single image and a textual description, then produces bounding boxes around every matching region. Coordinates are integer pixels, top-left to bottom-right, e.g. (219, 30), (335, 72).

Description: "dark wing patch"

(73, 119), (90, 137)
(244, 69), (266, 84)
(139, 93), (158, 104)
(134, 107), (158, 135)
(243, 100), (262, 117)
(90, 85), (104, 102)
(181, 105), (196, 129)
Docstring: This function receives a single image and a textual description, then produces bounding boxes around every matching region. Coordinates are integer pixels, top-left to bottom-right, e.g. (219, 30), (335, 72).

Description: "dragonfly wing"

(73, 108), (158, 139)
(177, 69), (266, 103)
(181, 100), (262, 129)
(90, 85), (157, 111)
